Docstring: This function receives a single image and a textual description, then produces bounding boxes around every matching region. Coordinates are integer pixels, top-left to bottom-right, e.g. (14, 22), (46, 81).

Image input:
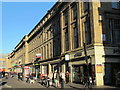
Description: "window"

(112, 1), (120, 9)
(73, 24), (79, 49)
(84, 2), (89, 12)
(44, 46), (46, 60)
(63, 11), (68, 26)
(47, 44), (49, 58)
(109, 19), (120, 44)
(65, 27), (69, 51)
(71, 4), (77, 20)
(50, 26), (53, 37)
(71, 3), (79, 49)
(50, 42), (52, 57)
(84, 16), (91, 45)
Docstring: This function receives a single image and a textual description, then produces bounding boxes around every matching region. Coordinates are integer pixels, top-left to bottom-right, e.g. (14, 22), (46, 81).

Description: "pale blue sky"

(2, 2), (55, 54)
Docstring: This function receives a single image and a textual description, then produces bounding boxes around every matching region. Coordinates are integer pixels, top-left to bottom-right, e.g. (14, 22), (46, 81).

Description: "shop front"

(72, 64), (95, 84)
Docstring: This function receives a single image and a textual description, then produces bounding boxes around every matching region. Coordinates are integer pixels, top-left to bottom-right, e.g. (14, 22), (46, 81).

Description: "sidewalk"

(68, 82), (120, 89)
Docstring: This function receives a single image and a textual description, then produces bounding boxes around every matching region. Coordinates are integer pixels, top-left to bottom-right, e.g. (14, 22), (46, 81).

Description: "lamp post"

(83, 42), (90, 77)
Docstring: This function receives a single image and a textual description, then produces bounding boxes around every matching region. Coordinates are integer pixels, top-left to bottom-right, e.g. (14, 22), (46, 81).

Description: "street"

(0, 77), (120, 90)
(0, 77), (72, 89)
(1, 77), (45, 88)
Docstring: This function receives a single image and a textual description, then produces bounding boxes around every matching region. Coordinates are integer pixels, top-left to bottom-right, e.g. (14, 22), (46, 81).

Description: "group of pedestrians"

(0, 71), (9, 79)
(41, 70), (69, 88)
(26, 73), (34, 84)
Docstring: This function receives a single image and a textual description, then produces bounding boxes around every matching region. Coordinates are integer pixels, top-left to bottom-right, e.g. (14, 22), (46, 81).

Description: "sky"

(1, 2), (56, 54)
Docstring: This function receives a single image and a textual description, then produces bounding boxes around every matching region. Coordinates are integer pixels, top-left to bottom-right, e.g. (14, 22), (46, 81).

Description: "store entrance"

(72, 65), (87, 84)
(104, 63), (120, 86)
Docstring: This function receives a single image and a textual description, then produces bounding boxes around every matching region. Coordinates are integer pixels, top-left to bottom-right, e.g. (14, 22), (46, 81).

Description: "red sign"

(36, 53), (41, 58)
(0, 68), (5, 72)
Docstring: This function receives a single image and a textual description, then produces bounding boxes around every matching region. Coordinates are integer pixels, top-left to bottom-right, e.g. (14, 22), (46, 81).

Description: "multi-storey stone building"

(7, 1), (120, 86)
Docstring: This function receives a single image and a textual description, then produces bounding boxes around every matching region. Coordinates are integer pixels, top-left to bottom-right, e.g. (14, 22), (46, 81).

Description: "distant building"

(0, 58), (6, 72)
(7, 1), (120, 86)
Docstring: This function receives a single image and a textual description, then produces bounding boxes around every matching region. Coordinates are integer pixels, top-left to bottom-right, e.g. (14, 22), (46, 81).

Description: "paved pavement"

(1, 77), (45, 89)
(0, 77), (120, 90)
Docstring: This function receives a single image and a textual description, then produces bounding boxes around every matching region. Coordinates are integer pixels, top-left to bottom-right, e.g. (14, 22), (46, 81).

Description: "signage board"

(24, 66), (29, 78)
(36, 53), (41, 58)
(65, 54), (70, 61)
(96, 64), (102, 73)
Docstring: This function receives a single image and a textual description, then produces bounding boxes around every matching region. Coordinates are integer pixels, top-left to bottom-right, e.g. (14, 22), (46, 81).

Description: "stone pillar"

(60, 12), (65, 53)
(68, 5), (73, 50)
(25, 35), (29, 64)
(48, 63), (51, 74)
(41, 65), (44, 74)
(94, 46), (105, 86)
(78, 2), (83, 47)
(91, 0), (104, 86)
(70, 64), (73, 83)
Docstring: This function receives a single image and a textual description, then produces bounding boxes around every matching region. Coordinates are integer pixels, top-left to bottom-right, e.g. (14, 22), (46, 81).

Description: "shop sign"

(24, 66), (29, 78)
(96, 64), (102, 73)
(65, 54), (70, 61)
(36, 53), (41, 58)
(13, 64), (17, 66)
(0, 68), (5, 72)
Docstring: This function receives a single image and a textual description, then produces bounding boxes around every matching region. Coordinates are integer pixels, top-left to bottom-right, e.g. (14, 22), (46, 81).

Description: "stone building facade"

(7, 1), (120, 86)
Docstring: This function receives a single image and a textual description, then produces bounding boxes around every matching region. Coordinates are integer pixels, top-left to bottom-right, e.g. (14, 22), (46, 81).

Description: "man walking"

(65, 71), (69, 84)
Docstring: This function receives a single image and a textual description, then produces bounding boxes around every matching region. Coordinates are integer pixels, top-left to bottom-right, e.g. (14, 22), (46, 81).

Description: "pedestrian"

(18, 73), (21, 81)
(20, 73), (23, 81)
(60, 71), (65, 89)
(37, 72), (40, 80)
(30, 74), (34, 84)
(84, 72), (88, 87)
(65, 71), (69, 84)
(55, 72), (60, 88)
(26, 74), (30, 83)
(5, 72), (8, 79)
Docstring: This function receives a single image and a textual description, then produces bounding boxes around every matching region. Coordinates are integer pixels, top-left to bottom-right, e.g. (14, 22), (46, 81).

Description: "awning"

(24, 63), (33, 66)
(102, 55), (120, 58)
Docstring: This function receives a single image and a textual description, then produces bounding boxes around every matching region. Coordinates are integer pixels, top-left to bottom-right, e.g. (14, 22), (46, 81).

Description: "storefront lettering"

(74, 52), (82, 57)
(113, 49), (120, 54)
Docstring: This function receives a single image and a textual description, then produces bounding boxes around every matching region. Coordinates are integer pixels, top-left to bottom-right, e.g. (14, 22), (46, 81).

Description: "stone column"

(91, 1), (105, 86)
(25, 35), (29, 64)
(60, 12), (65, 53)
(68, 5), (73, 50)
(48, 63), (51, 74)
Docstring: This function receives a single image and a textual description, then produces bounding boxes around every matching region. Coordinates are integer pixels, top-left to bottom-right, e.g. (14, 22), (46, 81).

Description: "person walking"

(65, 71), (69, 84)
(60, 71), (65, 89)
(18, 73), (21, 81)
(56, 72), (60, 88)
(5, 72), (8, 79)
(26, 74), (30, 83)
